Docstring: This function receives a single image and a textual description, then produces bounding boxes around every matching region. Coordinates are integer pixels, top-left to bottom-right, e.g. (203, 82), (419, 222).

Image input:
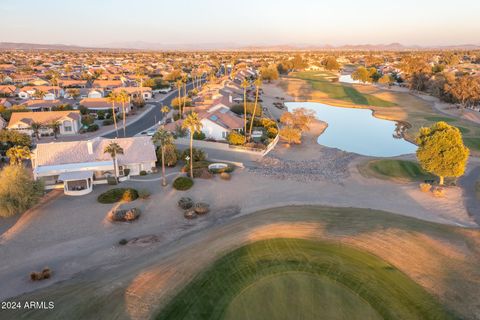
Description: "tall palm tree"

(248, 77), (262, 140)
(6, 146), (31, 166)
(107, 92), (120, 138)
(30, 122), (43, 140)
(182, 75), (188, 114)
(152, 126), (174, 186)
(241, 79), (250, 143)
(103, 141), (124, 181)
(181, 112), (203, 179)
(49, 120), (61, 139)
(118, 90), (130, 137)
(175, 79), (183, 118)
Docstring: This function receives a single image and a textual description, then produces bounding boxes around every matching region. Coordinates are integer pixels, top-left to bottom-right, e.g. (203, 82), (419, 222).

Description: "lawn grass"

(423, 116), (458, 122)
(464, 137), (480, 151)
(358, 159), (434, 183)
(156, 238), (457, 320)
(291, 71), (396, 108)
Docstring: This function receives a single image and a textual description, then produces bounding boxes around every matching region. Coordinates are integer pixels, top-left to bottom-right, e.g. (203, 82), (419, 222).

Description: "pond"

(286, 102), (417, 157)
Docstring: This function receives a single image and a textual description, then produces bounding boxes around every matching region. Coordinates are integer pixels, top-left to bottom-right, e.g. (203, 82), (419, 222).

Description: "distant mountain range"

(1, 41), (479, 51)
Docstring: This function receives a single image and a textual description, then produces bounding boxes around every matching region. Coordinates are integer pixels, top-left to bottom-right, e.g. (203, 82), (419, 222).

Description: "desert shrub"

(193, 131), (206, 140)
(178, 197), (194, 210)
(97, 110), (106, 120)
(419, 183), (431, 193)
(181, 148), (206, 162)
(108, 207), (141, 222)
(119, 239), (128, 245)
(156, 144), (179, 167)
(227, 131), (245, 145)
(230, 103), (262, 116)
(209, 164), (234, 174)
(138, 189), (151, 199)
(97, 188), (139, 204)
(171, 97), (192, 109)
(220, 172), (231, 180)
(432, 187), (445, 198)
(0, 165), (43, 217)
(189, 168), (213, 179)
(30, 268), (51, 281)
(140, 170), (147, 176)
(81, 114), (95, 126)
(102, 118), (114, 125)
(261, 118), (276, 129)
(194, 202), (210, 215)
(173, 177), (194, 191)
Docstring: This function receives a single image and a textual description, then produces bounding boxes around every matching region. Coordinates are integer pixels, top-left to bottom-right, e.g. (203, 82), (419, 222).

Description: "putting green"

(156, 238), (456, 320)
(224, 272), (382, 320)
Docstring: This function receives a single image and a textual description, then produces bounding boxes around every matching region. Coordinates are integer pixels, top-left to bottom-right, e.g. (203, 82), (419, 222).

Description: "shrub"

(123, 168), (130, 176)
(181, 148), (206, 162)
(138, 189), (151, 199)
(107, 176), (118, 185)
(230, 103), (262, 116)
(0, 165), (43, 217)
(194, 202), (210, 215)
(419, 183), (431, 193)
(173, 177), (194, 191)
(119, 239), (128, 245)
(108, 207), (141, 222)
(261, 118), (276, 129)
(97, 188), (139, 204)
(86, 124), (99, 132)
(227, 131), (245, 145)
(178, 197), (194, 210)
(209, 164), (234, 174)
(140, 170), (147, 176)
(156, 144), (179, 167)
(184, 209), (197, 219)
(102, 118), (114, 126)
(97, 110), (106, 120)
(220, 172), (231, 180)
(432, 187), (445, 198)
(189, 168), (213, 179)
(81, 114), (95, 126)
(193, 131), (206, 140)
(267, 127), (278, 139)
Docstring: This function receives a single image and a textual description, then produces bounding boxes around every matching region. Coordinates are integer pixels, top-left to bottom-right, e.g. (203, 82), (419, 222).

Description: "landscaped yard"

(358, 159), (435, 183)
(156, 238), (456, 320)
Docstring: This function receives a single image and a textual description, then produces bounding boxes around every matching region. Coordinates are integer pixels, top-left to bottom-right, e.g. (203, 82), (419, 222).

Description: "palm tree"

(32, 89), (47, 100)
(241, 79), (250, 143)
(107, 92), (120, 138)
(6, 146), (31, 166)
(103, 141), (124, 181)
(175, 79), (183, 118)
(30, 122), (43, 140)
(182, 75), (188, 114)
(152, 126), (174, 186)
(248, 78), (262, 140)
(48, 120), (61, 139)
(161, 105), (170, 122)
(181, 112), (203, 179)
(118, 90), (130, 137)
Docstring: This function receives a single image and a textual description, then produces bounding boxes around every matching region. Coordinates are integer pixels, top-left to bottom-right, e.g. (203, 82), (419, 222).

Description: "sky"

(1, 0), (479, 47)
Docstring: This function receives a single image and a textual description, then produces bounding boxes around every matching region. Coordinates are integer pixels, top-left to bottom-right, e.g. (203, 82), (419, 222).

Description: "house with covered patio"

(31, 136), (157, 195)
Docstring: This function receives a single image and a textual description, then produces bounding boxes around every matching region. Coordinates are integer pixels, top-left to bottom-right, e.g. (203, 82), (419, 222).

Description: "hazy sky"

(2, 0), (479, 46)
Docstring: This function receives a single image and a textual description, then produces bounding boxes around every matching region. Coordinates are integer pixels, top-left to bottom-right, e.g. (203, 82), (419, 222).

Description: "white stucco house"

(113, 87), (153, 100)
(18, 86), (63, 100)
(31, 136), (157, 195)
(198, 104), (244, 140)
(7, 110), (82, 136)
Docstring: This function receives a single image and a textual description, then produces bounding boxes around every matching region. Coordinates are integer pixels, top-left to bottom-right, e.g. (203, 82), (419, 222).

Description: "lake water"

(339, 74), (361, 84)
(286, 102), (417, 157)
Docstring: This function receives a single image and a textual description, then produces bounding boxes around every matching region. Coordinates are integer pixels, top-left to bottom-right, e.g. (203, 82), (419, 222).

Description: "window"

(64, 126), (72, 132)
(222, 131), (227, 138)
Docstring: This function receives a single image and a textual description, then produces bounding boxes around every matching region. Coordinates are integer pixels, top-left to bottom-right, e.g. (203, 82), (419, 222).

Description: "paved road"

(102, 81), (201, 138)
(459, 164), (480, 225)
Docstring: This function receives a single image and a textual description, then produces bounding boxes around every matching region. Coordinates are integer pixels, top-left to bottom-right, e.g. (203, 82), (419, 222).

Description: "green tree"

(322, 56), (340, 71)
(117, 90), (130, 137)
(182, 112), (203, 179)
(48, 120), (61, 139)
(378, 74), (394, 87)
(30, 122), (43, 141)
(227, 131), (245, 145)
(416, 122), (469, 185)
(279, 127), (302, 146)
(351, 66), (370, 83)
(6, 146), (30, 165)
(152, 126), (174, 186)
(0, 165), (43, 217)
(103, 142), (124, 181)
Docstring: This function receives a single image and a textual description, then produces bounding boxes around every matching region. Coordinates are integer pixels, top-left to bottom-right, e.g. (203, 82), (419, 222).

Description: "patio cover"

(58, 171), (93, 182)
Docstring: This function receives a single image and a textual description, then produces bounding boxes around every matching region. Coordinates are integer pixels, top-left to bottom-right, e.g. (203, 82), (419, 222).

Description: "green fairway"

(359, 159), (434, 182)
(156, 238), (456, 320)
(291, 71), (396, 108)
(423, 116), (458, 122)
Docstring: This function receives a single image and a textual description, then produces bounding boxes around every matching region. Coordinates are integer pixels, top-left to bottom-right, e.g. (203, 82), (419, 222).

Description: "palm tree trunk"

(190, 133), (194, 179)
(112, 102), (118, 137)
(243, 89), (247, 143)
(439, 176), (444, 186)
(248, 86), (260, 140)
(122, 102), (126, 137)
(183, 83), (187, 113)
(178, 86), (182, 118)
(161, 146), (167, 186)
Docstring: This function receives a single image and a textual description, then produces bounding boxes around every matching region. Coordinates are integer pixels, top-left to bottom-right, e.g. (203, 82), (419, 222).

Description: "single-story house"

(21, 99), (65, 111)
(0, 85), (16, 97)
(31, 136), (157, 195)
(113, 87), (153, 100)
(18, 86), (63, 100)
(198, 104), (244, 140)
(7, 110), (81, 136)
(79, 98), (128, 113)
(92, 80), (124, 90)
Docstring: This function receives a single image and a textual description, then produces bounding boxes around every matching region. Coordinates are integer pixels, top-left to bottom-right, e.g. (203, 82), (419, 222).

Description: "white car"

(140, 129), (156, 136)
